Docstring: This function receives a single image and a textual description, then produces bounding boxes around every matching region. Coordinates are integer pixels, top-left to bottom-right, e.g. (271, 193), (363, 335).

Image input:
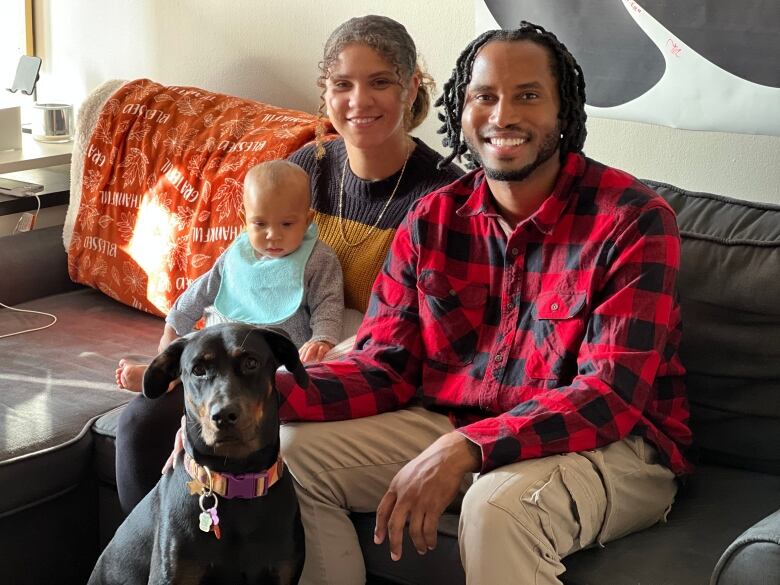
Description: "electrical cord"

(2, 189), (55, 337)
(11, 191), (41, 234)
(0, 300), (57, 339)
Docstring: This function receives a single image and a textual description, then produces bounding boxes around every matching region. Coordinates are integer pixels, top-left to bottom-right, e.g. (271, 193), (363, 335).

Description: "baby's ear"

(307, 209), (315, 224)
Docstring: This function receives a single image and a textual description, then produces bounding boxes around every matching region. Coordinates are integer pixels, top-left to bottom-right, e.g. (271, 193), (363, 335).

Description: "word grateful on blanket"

(68, 78), (328, 316)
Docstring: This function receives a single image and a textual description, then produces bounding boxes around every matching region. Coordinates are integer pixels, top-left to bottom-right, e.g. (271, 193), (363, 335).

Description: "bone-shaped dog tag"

(208, 506), (220, 526)
(199, 511), (212, 532)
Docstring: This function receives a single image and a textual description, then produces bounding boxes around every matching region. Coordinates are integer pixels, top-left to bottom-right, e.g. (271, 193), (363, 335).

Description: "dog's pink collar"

(183, 452), (284, 499)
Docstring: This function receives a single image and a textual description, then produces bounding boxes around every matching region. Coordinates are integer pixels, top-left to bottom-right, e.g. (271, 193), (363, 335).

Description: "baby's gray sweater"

(166, 240), (343, 348)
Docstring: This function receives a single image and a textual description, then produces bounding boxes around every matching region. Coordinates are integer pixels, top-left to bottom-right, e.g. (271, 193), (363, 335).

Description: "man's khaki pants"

(280, 406), (677, 585)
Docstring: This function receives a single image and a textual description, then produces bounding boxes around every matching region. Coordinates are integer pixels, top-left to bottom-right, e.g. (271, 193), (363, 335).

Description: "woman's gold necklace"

(337, 144), (411, 248)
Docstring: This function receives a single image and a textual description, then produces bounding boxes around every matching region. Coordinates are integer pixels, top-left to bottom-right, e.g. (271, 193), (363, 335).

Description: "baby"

(117, 160), (344, 391)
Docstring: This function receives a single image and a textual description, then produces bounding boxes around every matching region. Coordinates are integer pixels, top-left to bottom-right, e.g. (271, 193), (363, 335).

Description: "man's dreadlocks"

(435, 21), (587, 169)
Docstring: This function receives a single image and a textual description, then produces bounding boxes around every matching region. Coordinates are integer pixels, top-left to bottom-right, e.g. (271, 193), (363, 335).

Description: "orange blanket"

(68, 79), (329, 316)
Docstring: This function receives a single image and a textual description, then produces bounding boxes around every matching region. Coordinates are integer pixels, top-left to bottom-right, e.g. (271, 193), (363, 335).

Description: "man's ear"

(255, 327), (310, 388)
(143, 337), (188, 399)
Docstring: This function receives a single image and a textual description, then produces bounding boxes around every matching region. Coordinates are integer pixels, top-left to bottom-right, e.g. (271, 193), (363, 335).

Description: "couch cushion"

(0, 388), (128, 518)
(93, 407), (123, 486)
(0, 288), (161, 513)
(562, 465), (780, 584)
(353, 465), (780, 585)
(648, 181), (780, 474)
(711, 509), (780, 585)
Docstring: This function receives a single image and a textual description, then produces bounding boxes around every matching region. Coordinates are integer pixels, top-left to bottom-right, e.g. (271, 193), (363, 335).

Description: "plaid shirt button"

(494, 354), (503, 362)
(511, 247), (519, 256)
(551, 302), (559, 311)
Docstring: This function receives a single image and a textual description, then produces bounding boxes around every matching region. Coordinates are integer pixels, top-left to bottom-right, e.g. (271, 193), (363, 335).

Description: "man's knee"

(280, 421), (345, 494)
(460, 456), (605, 560)
(280, 422), (324, 468)
(460, 469), (536, 539)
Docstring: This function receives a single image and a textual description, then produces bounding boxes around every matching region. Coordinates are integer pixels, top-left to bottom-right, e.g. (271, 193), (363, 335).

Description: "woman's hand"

(299, 340), (334, 364)
(161, 415), (186, 475)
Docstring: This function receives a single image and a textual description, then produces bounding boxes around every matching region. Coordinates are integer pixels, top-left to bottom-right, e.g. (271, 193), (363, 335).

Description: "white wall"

(585, 118), (780, 204)
(33, 0), (780, 204)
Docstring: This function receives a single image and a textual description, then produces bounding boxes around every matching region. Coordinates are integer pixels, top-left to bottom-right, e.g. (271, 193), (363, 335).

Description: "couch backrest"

(647, 181), (780, 475)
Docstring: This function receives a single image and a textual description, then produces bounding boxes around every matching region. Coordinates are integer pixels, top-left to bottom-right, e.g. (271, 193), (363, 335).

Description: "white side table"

(0, 133), (72, 174)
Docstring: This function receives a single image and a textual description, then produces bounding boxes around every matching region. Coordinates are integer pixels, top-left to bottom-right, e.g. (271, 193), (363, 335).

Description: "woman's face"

(324, 43), (419, 151)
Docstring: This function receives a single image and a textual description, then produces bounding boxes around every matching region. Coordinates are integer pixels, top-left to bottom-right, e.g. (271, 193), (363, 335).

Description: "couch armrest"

(0, 225), (80, 305)
(711, 508), (780, 585)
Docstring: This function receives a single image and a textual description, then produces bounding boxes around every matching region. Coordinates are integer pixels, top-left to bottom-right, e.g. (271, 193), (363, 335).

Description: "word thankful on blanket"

(68, 79), (330, 316)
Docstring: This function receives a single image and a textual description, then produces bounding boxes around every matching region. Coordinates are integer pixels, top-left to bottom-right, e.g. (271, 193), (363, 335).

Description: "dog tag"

(199, 511), (213, 532)
(187, 478), (205, 495)
(208, 506), (220, 526)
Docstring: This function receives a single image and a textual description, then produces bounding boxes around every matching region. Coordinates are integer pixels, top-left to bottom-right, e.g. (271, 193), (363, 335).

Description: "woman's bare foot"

(115, 359), (147, 392)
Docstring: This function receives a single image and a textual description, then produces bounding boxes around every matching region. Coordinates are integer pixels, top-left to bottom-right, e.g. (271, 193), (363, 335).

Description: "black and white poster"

(476, 0), (780, 136)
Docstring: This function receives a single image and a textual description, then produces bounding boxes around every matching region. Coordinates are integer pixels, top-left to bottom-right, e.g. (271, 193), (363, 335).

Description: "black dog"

(89, 323), (308, 584)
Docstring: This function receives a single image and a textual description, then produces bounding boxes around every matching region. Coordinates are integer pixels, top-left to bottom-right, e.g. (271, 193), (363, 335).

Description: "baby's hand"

(298, 340), (334, 364)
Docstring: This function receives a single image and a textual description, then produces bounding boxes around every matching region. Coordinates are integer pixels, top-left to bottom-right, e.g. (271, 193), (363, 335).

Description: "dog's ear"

(142, 337), (188, 399)
(256, 328), (310, 388)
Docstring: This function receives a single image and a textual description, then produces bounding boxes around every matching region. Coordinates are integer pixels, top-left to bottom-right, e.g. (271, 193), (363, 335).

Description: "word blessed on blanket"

(68, 79), (331, 316)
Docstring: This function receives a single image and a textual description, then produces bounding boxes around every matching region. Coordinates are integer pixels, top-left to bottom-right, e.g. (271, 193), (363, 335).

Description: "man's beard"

(465, 127), (561, 182)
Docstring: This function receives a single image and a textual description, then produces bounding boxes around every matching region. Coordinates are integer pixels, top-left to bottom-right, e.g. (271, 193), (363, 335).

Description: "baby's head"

(243, 161), (313, 258)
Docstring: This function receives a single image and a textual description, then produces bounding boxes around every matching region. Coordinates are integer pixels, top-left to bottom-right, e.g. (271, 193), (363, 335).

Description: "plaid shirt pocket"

(418, 269), (488, 366)
(527, 291), (588, 380)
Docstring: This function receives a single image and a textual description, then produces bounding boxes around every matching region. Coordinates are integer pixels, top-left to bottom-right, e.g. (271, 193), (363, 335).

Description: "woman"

(115, 14), (462, 513)
(289, 14), (462, 315)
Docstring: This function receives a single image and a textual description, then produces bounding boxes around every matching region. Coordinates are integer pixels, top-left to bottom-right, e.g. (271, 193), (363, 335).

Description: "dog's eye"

(192, 364), (207, 376)
(244, 357), (258, 370)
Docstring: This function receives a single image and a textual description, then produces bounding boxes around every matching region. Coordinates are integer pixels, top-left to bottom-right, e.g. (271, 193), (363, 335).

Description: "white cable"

(3, 190), (54, 337)
(0, 301), (57, 339)
(11, 191), (41, 234)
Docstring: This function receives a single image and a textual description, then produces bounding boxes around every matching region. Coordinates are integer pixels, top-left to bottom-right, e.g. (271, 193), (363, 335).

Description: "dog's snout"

(210, 403), (240, 429)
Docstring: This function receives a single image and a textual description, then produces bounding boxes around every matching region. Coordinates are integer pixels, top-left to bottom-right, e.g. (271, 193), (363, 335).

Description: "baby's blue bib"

(214, 224), (317, 325)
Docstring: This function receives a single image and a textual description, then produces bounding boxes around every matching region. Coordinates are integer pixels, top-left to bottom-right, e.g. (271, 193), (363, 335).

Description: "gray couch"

(1, 179), (779, 585)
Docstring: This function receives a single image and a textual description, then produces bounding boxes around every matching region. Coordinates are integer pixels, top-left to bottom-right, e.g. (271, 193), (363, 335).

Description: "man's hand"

(298, 340), (334, 364)
(374, 432), (481, 561)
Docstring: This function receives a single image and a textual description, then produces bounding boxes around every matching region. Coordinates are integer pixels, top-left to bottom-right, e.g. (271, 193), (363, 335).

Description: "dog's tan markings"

(251, 397), (265, 427)
(185, 393), (212, 438)
(184, 394), (198, 410)
(197, 401), (219, 445)
(169, 563), (207, 584)
(275, 562), (298, 585)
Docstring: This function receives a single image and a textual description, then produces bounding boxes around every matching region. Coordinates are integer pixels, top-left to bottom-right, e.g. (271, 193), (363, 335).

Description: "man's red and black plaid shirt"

(278, 153), (693, 475)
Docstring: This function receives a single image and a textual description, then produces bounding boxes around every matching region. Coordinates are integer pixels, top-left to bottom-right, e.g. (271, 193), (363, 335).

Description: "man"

(277, 21), (692, 585)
